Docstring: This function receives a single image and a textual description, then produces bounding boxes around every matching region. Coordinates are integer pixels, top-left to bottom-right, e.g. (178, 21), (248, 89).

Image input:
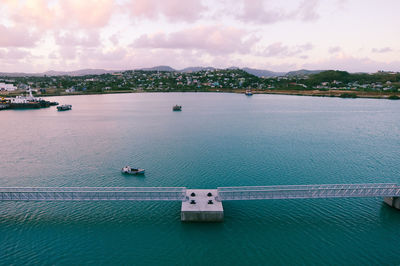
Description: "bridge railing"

(0, 187), (187, 201)
(217, 183), (400, 201)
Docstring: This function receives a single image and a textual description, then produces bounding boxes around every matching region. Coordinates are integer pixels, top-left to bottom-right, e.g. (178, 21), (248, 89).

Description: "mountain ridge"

(0, 66), (328, 77)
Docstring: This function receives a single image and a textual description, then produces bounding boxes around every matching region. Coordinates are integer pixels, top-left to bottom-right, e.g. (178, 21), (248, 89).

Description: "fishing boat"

(172, 105), (182, 111)
(57, 104), (72, 111)
(121, 166), (145, 175)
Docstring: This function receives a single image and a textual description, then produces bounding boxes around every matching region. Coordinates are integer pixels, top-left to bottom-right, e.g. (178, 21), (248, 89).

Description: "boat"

(57, 104), (72, 111)
(121, 166), (145, 175)
(245, 90), (253, 96)
(9, 88), (55, 109)
(172, 105), (182, 111)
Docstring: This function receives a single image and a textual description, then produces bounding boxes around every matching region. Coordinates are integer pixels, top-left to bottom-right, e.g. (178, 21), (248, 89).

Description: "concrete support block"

(384, 197), (400, 210)
(181, 189), (223, 222)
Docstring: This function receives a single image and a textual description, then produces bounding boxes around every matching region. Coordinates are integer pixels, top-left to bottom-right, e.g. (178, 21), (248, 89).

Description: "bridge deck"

(0, 183), (399, 202)
(0, 187), (187, 201)
(217, 183), (400, 201)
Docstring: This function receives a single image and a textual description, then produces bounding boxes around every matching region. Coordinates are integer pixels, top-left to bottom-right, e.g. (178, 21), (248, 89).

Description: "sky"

(0, 0), (399, 73)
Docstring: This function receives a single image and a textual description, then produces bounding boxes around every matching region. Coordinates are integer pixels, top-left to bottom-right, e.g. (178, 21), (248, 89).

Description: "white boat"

(121, 166), (145, 175)
(57, 104), (72, 111)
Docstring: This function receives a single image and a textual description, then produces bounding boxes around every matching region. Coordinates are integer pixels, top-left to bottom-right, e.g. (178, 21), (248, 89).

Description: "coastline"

(1, 88), (399, 100)
(244, 89), (400, 99)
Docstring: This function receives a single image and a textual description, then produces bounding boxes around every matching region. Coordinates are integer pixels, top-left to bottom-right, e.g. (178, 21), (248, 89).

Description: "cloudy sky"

(0, 0), (399, 73)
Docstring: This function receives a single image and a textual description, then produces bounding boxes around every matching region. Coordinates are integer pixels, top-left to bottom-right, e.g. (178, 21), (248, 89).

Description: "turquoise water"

(1, 93), (399, 265)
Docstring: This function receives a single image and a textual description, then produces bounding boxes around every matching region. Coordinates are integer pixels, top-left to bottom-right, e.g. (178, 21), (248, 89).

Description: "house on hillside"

(0, 83), (17, 91)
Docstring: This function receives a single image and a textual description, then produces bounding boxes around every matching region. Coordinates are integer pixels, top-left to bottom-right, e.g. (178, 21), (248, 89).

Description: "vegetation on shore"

(1, 69), (399, 100)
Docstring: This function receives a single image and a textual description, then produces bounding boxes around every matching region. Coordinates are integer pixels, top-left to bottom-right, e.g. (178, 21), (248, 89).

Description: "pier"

(0, 183), (399, 222)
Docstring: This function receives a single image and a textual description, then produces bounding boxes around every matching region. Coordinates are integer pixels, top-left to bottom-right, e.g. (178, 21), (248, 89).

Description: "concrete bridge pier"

(384, 197), (400, 210)
(181, 189), (224, 222)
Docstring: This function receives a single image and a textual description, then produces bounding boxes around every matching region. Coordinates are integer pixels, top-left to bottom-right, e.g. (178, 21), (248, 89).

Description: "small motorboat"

(121, 166), (145, 175)
(245, 90), (253, 96)
(172, 105), (182, 111)
(57, 104), (72, 111)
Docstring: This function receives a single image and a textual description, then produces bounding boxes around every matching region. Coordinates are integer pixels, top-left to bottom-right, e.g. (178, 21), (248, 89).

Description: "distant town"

(1, 67), (399, 99)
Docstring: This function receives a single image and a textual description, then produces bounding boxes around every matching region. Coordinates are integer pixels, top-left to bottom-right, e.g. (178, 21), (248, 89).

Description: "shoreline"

(1, 89), (399, 100)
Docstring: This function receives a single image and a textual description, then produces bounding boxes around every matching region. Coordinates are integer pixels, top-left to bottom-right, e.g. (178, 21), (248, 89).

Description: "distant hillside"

(286, 69), (325, 77)
(242, 67), (284, 77)
(45, 69), (118, 76)
(0, 69), (118, 77)
(180, 66), (216, 72)
(1, 67), (372, 78)
(0, 72), (41, 77)
(304, 70), (400, 86)
(140, 66), (176, 72)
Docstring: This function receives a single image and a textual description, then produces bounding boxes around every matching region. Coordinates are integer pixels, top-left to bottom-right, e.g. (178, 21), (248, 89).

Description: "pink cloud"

(132, 26), (257, 54)
(3, 0), (114, 30)
(4, 0), (56, 30)
(260, 42), (313, 57)
(0, 48), (30, 59)
(329, 46), (342, 54)
(372, 47), (393, 53)
(59, 0), (115, 28)
(238, 0), (320, 24)
(54, 31), (100, 47)
(126, 0), (207, 22)
(0, 25), (39, 47)
(303, 55), (400, 72)
(0, 48), (33, 72)
(58, 46), (78, 60)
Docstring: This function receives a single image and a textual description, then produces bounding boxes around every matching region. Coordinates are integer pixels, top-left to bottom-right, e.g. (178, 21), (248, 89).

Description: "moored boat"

(121, 166), (145, 175)
(173, 105), (182, 111)
(0, 103), (10, 110)
(57, 104), (72, 111)
(8, 88), (55, 109)
(245, 90), (253, 96)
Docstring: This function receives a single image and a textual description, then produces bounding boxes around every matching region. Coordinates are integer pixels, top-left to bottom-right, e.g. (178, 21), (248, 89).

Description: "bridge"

(0, 187), (186, 201)
(1, 183), (399, 222)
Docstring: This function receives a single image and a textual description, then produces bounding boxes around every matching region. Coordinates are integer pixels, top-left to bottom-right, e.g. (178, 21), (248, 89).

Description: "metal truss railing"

(0, 187), (187, 201)
(0, 183), (398, 202)
(217, 183), (400, 201)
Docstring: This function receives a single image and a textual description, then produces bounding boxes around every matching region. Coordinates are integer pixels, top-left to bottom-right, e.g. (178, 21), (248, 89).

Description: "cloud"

(0, 48), (33, 72)
(126, 0), (207, 22)
(0, 25), (39, 47)
(260, 42), (313, 57)
(329, 46), (341, 54)
(59, 0), (115, 28)
(132, 26), (257, 54)
(297, 0), (320, 21)
(372, 47), (392, 53)
(237, 0), (320, 24)
(54, 31), (100, 47)
(58, 46), (78, 60)
(0, 48), (31, 59)
(109, 34), (120, 45)
(3, 0), (115, 30)
(302, 54), (400, 72)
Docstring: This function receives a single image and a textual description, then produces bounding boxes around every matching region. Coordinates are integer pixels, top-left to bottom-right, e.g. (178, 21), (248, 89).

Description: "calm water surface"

(1, 93), (399, 265)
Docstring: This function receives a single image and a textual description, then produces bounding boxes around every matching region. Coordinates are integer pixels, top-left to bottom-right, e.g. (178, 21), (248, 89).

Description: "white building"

(0, 83), (17, 91)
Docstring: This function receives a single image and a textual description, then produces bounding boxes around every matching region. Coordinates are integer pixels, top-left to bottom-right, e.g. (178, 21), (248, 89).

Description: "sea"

(0, 92), (399, 265)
